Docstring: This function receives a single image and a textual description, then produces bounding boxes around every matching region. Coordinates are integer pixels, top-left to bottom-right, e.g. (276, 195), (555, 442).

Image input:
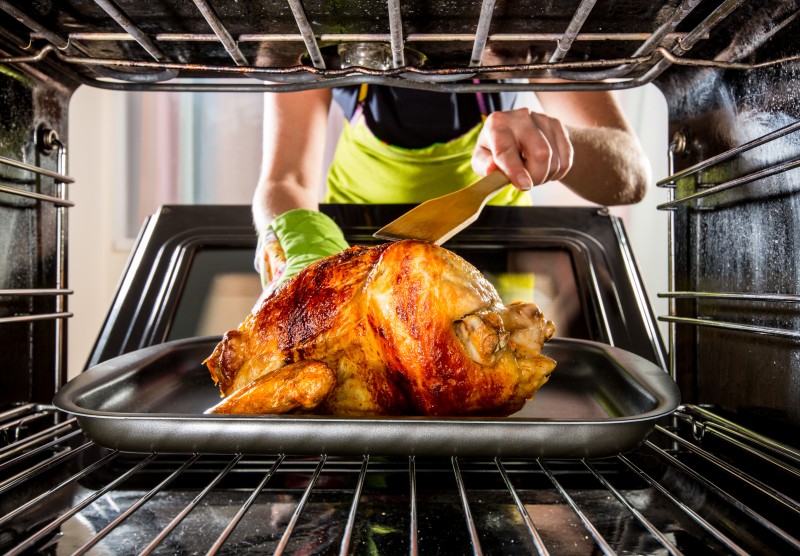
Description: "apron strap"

(348, 83), (370, 125)
(473, 79), (489, 121)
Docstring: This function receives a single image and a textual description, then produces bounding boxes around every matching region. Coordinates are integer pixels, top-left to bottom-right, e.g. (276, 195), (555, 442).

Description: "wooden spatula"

(373, 171), (510, 245)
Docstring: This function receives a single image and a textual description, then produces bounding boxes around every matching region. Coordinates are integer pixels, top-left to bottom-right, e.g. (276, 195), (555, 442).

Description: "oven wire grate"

(1, 403), (798, 555)
(0, 0), (798, 92)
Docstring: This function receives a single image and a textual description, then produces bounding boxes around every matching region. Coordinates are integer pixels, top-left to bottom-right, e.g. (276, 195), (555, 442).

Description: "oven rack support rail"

(0, 403), (798, 555)
(656, 118), (800, 381)
(0, 142), (73, 397)
(0, 0), (799, 92)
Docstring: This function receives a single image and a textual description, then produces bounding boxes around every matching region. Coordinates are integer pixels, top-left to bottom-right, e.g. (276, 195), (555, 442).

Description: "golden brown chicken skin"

(205, 240), (556, 417)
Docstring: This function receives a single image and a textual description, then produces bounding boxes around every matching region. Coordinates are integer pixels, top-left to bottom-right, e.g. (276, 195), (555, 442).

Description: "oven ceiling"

(1, 0), (796, 92)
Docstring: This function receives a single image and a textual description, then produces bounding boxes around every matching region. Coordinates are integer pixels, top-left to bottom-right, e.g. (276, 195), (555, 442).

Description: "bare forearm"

(253, 177), (319, 232)
(472, 91), (651, 205)
(252, 89), (332, 232)
(561, 125), (650, 206)
(535, 90), (650, 206)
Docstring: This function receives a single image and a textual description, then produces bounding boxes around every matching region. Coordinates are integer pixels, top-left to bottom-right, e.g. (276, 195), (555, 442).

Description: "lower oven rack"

(1, 404), (797, 555)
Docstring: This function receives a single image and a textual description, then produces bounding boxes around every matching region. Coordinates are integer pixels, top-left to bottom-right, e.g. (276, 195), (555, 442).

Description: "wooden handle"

(468, 171), (511, 198)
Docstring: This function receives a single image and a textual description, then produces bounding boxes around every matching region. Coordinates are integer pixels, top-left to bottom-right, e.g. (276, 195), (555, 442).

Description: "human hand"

(472, 108), (574, 191)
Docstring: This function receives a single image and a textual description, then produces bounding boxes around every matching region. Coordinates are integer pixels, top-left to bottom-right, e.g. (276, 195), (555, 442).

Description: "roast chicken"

(204, 240), (556, 416)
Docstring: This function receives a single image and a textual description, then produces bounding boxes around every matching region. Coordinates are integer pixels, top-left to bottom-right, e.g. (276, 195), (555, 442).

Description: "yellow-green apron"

(325, 86), (532, 207)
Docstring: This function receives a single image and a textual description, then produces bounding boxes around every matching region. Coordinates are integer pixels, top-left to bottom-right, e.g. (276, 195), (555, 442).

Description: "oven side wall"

(656, 4), (800, 426)
(0, 63), (73, 403)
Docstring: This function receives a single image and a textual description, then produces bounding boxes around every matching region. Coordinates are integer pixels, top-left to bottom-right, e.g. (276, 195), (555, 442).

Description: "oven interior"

(1, 0), (800, 554)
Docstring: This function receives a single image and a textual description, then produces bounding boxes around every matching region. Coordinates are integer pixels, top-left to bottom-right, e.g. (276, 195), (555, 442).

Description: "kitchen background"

(66, 83), (669, 378)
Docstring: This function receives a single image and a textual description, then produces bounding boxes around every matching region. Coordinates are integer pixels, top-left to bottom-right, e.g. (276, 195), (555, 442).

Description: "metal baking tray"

(54, 336), (679, 458)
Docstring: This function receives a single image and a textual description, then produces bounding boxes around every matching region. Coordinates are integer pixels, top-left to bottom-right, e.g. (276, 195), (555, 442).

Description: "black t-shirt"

(332, 85), (517, 149)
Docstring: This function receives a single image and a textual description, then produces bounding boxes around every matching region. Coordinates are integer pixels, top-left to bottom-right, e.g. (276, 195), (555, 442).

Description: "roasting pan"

(54, 336), (679, 458)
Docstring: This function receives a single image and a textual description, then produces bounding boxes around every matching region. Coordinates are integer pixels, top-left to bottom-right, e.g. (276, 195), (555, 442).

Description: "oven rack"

(656, 118), (800, 382)
(1, 0), (798, 92)
(1, 404), (797, 555)
(0, 144), (73, 400)
(657, 120), (800, 211)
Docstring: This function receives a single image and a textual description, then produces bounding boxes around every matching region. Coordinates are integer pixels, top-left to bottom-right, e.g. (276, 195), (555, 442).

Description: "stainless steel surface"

(0, 153), (74, 183)
(469, 0), (496, 67)
(609, 214), (668, 372)
(5, 45), (800, 93)
(547, 0), (597, 64)
(633, 0), (748, 86)
(191, 0), (249, 67)
(554, 0), (701, 81)
(665, 134), (683, 382)
(655, 425), (800, 514)
(92, 0), (179, 82)
(338, 455), (369, 556)
(47, 31), (708, 44)
(659, 315), (800, 341)
(538, 459), (616, 555)
(0, 312), (73, 325)
(616, 454), (747, 555)
(657, 120), (800, 186)
(53, 135), (68, 422)
(657, 154), (800, 209)
(53, 336), (680, 458)
(496, 458), (548, 555)
(641, 437), (800, 549)
(1, 0), (796, 92)
(2, 403), (798, 555)
(583, 460), (682, 556)
(661, 291), (800, 303)
(387, 0), (405, 69)
(0, 183), (74, 206)
(3, 42), (798, 93)
(451, 457), (482, 554)
(287, 0), (326, 69)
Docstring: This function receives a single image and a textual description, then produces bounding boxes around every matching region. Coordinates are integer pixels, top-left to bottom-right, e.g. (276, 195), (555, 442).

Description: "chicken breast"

(205, 240), (556, 416)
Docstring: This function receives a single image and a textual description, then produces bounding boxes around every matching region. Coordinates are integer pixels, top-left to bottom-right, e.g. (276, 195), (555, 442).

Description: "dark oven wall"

(0, 56), (76, 404)
(656, 2), (800, 427)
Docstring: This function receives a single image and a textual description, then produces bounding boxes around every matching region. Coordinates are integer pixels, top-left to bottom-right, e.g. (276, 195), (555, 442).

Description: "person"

(252, 83), (650, 296)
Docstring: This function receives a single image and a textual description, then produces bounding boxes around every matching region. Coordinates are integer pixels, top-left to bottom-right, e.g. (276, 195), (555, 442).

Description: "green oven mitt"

(255, 209), (350, 294)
